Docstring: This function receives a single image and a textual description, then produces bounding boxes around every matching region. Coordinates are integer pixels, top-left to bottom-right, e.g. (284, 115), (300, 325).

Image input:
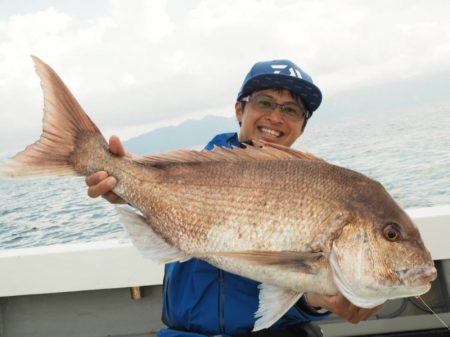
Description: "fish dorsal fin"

(136, 149), (220, 165)
(257, 140), (325, 162)
(134, 141), (325, 167)
(254, 284), (303, 331)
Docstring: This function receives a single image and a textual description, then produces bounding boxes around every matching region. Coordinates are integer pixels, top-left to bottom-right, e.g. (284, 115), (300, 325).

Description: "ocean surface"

(1, 104), (449, 250)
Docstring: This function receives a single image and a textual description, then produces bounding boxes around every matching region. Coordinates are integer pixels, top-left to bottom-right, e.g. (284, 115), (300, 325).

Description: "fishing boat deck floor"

(0, 286), (165, 337)
(1, 270), (449, 337)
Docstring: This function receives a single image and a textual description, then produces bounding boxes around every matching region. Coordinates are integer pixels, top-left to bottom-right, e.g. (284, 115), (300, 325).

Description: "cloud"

(0, 0), (450, 153)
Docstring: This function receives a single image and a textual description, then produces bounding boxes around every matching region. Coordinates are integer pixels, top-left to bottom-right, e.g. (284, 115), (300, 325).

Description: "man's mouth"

(258, 127), (283, 138)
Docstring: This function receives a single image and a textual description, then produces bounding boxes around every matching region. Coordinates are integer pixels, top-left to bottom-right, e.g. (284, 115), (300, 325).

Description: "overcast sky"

(1, 0), (450, 155)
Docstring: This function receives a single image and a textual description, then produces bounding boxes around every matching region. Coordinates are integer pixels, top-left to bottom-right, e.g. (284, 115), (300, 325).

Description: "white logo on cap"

(271, 65), (302, 78)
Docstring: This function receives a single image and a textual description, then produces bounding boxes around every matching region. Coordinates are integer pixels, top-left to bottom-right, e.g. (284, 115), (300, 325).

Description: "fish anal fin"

(254, 283), (303, 331)
(116, 206), (189, 263)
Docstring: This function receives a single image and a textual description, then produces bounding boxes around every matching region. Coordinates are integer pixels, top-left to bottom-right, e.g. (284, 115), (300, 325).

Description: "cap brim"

(238, 74), (322, 112)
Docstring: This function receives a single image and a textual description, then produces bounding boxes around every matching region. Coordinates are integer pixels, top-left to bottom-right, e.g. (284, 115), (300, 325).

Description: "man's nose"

(266, 106), (284, 122)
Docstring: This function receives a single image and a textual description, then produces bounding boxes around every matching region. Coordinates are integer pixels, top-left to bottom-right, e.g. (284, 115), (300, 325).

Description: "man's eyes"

(283, 106), (297, 113)
(258, 99), (273, 108)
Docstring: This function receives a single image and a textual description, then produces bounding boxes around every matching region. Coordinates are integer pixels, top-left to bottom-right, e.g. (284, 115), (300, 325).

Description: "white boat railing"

(0, 204), (449, 298)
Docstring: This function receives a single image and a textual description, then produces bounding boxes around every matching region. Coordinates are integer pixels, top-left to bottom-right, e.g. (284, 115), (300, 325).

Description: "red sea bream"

(0, 56), (437, 330)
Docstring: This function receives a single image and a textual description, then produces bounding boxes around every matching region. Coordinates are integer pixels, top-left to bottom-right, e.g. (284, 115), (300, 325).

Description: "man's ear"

(235, 102), (243, 126)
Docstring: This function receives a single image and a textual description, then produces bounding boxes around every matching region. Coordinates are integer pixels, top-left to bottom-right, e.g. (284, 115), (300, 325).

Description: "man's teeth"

(260, 127), (281, 137)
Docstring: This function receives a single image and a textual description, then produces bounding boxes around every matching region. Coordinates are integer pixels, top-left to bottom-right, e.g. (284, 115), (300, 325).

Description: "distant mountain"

(124, 115), (239, 155)
(124, 66), (450, 155)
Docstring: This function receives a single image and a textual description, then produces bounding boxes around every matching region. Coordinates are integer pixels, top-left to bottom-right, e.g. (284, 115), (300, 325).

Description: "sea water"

(0, 104), (449, 249)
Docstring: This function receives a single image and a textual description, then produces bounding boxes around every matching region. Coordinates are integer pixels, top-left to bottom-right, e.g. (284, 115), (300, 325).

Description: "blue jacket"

(158, 133), (328, 337)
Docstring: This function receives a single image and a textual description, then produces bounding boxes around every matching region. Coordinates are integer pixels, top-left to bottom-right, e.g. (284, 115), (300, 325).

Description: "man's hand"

(305, 292), (384, 324)
(85, 135), (129, 204)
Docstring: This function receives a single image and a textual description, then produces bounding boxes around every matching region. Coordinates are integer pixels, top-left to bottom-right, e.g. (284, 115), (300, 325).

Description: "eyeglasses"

(240, 94), (310, 121)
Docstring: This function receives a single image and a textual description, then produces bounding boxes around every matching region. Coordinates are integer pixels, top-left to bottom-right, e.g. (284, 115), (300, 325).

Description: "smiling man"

(86, 59), (383, 337)
(237, 88), (307, 145)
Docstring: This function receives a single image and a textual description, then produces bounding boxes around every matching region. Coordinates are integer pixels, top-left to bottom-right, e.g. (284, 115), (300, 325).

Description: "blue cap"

(237, 59), (322, 113)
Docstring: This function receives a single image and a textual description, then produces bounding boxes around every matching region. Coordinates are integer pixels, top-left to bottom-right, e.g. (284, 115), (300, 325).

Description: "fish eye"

(383, 223), (401, 242)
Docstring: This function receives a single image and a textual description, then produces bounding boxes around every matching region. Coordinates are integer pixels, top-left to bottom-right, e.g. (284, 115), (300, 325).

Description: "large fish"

(0, 56), (437, 331)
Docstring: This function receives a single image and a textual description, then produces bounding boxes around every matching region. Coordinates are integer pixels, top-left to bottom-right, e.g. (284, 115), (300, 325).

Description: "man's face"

(235, 88), (306, 147)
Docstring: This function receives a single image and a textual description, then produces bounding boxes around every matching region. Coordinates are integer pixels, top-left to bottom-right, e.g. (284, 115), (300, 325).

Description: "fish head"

(330, 180), (437, 308)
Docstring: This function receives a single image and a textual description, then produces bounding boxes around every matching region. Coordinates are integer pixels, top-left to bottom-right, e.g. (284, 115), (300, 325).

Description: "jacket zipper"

(164, 271), (174, 327)
(218, 269), (225, 334)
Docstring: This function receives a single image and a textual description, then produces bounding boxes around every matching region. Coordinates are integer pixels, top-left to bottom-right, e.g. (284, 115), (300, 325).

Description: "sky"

(1, 0), (450, 155)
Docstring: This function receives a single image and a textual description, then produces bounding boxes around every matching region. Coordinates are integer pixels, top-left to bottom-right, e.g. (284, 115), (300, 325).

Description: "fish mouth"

(398, 266), (437, 287)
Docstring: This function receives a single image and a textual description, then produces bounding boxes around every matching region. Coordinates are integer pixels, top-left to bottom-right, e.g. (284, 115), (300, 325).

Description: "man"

(86, 60), (383, 336)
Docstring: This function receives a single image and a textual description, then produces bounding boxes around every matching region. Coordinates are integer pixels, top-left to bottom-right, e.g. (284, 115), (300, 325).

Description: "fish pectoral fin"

(253, 283), (303, 331)
(204, 250), (323, 274)
(116, 206), (190, 263)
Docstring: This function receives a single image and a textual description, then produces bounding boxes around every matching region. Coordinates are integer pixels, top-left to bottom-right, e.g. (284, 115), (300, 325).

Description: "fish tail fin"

(0, 55), (107, 179)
